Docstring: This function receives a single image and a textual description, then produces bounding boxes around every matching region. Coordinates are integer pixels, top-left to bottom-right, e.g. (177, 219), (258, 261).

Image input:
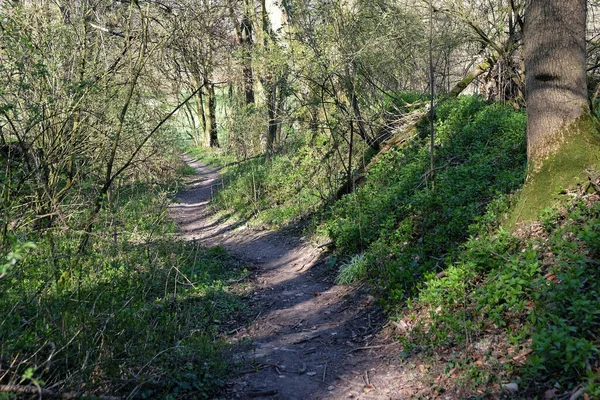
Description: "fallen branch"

(448, 55), (497, 97)
(317, 241), (333, 249)
(295, 334), (321, 344)
(346, 344), (388, 354)
(247, 389), (278, 397)
(420, 156), (461, 180)
(297, 252), (320, 271)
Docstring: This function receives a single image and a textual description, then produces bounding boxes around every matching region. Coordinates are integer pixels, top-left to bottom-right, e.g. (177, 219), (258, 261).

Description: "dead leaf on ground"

(363, 384), (375, 393)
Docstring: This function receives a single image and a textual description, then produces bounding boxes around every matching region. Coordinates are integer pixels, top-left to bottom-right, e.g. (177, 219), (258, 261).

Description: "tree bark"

(262, 0), (277, 156)
(183, 99), (200, 147)
(508, 0), (600, 225)
(196, 90), (206, 138)
(524, 0), (588, 170)
(240, 0), (256, 106)
(266, 82), (278, 155)
(205, 83), (219, 148)
(448, 56), (497, 98)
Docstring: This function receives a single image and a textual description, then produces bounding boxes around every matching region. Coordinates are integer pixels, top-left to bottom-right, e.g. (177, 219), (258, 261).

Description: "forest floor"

(168, 155), (434, 400)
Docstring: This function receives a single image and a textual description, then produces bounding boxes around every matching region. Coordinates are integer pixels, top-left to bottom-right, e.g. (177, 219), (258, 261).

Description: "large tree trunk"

(524, 0), (588, 170)
(509, 0), (600, 225)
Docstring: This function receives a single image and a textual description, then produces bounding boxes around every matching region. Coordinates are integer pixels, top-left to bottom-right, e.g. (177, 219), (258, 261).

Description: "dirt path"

(169, 156), (423, 400)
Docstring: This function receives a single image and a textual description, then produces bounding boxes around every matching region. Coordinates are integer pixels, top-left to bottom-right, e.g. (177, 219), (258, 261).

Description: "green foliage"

(0, 181), (244, 398)
(193, 95), (599, 394)
(526, 201), (600, 384)
(0, 235), (36, 278)
(327, 96), (527, 297)
(187, 146), (236, 168)
(207, 141), (342, 228)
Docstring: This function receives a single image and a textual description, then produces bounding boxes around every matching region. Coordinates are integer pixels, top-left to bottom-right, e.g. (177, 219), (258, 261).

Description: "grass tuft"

(335, 253), (369, 285)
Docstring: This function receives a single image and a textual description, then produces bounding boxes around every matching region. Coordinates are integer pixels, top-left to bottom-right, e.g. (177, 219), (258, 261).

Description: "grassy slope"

(409, 196), (600, 397)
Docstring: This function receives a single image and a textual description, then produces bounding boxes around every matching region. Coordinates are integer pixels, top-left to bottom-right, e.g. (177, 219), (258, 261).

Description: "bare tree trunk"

(276, 75), (286, 141)
(205, 83), (219, 148)
(262, 0), (280, 158)
(241, 0), (256, 106)
(343, 65), (377, 150)
(196, 90), (206, 139)
(266, 83), (278, 155)
(183, 99), (200, 147)
(524, 0), (588, 170)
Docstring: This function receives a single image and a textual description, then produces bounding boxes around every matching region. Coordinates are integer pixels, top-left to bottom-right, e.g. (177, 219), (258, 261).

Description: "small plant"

(0, 235), (36, 278)
(180, 164), (197, 176)
(336, 253), (369, 284)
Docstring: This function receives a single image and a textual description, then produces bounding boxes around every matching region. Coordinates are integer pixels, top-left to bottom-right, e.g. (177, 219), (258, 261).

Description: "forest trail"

(169, 155), (422, 400)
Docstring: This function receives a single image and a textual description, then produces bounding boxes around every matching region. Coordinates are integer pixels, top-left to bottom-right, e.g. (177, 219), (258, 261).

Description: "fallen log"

(335, 52), (500, 199)
(335, 106), (427, 198)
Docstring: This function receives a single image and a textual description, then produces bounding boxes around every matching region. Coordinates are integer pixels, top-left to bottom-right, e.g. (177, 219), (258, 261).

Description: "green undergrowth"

(327, 96), (599, 392)
(335, 253), (369, 285)
(192, 92), (433, 230)
(197, 142), (345, 229)
(0, 178), (246, 398)
(328, 96), (527, 298)
(187, 146), (236, 168)
(189, 95), (599, 394)
(407, 196), (600, 396)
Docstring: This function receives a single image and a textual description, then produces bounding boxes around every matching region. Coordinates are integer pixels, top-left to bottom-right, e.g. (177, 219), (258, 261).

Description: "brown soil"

(168, 156), (431, 400)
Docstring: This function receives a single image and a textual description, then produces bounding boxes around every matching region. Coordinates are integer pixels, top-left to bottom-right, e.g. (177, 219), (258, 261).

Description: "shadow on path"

(169, 155), (421, 400)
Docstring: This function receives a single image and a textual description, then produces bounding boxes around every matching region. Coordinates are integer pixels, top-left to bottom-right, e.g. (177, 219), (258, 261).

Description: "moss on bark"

(508, 114), (600, 226)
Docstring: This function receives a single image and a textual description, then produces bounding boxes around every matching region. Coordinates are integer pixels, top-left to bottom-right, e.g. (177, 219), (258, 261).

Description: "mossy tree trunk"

(204, 82), (219, 148)
(512, 0), (600, 224)
(524, 0), (589, 170)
